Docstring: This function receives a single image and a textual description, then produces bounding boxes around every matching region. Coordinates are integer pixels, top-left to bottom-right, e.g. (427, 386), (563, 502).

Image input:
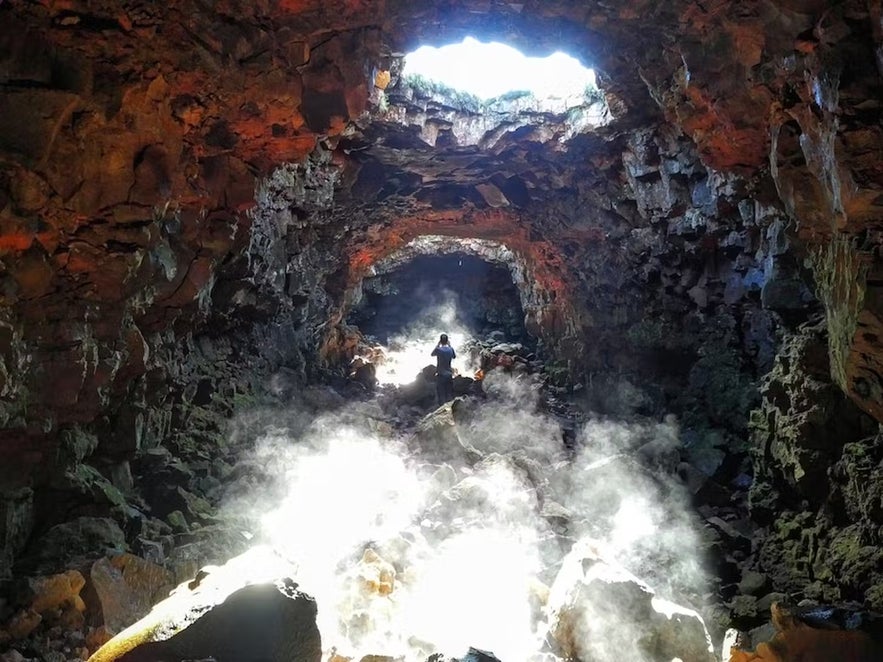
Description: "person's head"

(439, 333), (449, 345)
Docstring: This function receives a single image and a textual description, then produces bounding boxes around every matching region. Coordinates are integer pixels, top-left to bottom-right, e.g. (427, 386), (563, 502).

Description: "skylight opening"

(403, 37), (598, 102)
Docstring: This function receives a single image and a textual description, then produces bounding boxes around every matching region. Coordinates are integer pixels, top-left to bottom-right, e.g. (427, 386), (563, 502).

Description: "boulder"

(397, 371), (436, 406)
(546, 538), (715, 662)
(2, 569), (87, 642)
(90, 554), (175, 634)
(356, 548), (396, 597)
(421, 454), (538, 541)
(351, 360), (377, 390)
(728, 603), (882, 662)
(452, 375), (475, 396)
(456, 648), (502, 662)
(737, 571), (769, 597)
(0, 488), (34, 579)
(411, 402), (481, 466)
(88, 548), (321, 662)
(4, 609), (41, 640)
(31, 517), (127, 572)
(22, 569), (86, 614)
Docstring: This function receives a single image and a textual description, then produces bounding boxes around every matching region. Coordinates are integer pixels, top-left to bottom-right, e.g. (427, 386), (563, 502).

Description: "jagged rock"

(30, 518), (127, 573)
(4, 609), (41, 640)
(3, 3), (883, 658)
(90, 554), (175, 634)
(396, 371), (436, 406)
(0, 488), (33, 579)
(750, 320), (873, 513)
(355, 548), (396, 597)
(738, 571), (769, 597)
(92, 579), (320, 662)
(546, 538), (715, 662)
(410, 401), (481, 466)
(451, 375), (475, 396)
(455, 648), (502, 662)
(729, 603), (882, 662)
(21, 570), (86, 614)
(351, 361), (378, 390)
(89, 549), (320, 662)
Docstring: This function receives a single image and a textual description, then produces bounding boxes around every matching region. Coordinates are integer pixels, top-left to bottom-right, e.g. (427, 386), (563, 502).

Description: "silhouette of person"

(431, 333), (456, 405)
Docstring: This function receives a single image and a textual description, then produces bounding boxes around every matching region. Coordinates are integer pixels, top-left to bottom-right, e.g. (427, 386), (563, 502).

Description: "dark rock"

(738, 571), (769, 597)
(30, 517), (127, 573)
(750, 320), (873, 512)
(456, 648), (502, 662)
(451, 375), (475, 396)
(0, 488), (33, 579)
(95, 579), (321, 662)
(352, 361), (377, 390)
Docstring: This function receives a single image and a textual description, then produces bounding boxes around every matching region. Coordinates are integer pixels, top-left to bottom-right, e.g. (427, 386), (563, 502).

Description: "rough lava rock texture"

(3, 0), (883, 655)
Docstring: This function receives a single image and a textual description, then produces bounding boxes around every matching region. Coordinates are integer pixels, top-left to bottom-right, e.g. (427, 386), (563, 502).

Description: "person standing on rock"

(431, 333), (456, 405)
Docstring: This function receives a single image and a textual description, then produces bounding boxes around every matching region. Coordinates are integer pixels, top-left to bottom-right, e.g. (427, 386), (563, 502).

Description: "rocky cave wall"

(0, 0), (882, 634)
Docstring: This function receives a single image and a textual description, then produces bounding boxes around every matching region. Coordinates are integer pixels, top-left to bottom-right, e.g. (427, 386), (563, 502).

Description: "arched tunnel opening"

(346, 252), (534, 387)
(349, 253), (530, 347)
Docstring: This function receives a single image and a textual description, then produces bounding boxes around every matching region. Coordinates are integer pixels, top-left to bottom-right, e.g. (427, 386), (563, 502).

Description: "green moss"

(686, 342), (758, 430)
(542, 360), (572, 387)
(625, 317), (690, 351)
(865, 582), (883, 610)
(64, 464), (128, 510)
(813, 525), (883, 598)
(403, 73), (482, 110)
(583, 84), (606, 105)
(809, 236), (868, 391)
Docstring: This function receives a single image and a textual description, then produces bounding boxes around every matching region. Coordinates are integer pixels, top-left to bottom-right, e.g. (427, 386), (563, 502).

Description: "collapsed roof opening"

(403, 37), (599, 105)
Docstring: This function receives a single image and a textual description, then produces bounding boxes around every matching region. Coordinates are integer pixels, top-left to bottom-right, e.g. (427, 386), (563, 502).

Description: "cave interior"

(2, 1), (883, 661)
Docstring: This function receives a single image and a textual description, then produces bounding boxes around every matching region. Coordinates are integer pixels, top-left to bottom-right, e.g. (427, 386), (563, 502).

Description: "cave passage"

(347, 253), (531, 384)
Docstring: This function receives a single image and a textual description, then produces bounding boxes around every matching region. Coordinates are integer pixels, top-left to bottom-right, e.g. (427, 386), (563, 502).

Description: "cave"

(349, 252), (528, 343)
(3, 1), (883, 661)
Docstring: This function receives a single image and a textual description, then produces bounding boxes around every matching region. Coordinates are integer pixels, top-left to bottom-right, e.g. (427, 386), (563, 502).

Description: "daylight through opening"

(347, 253), (531, 387)
(403, 37), (598, 102)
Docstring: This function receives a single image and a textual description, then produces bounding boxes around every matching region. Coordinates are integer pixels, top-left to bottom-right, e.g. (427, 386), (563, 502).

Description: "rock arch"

(332, 209), (588, 360)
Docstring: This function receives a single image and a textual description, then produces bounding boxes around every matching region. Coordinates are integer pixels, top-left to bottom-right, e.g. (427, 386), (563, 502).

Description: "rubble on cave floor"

(2, 341), (881, 662)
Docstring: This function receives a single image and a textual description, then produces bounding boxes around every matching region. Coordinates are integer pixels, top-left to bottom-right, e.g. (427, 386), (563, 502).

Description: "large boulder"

(90, 554), (175, 634)
(29, 517), (127, 573)
(727, 603), (882, 662)
(88, 548), (320, 662)
(546, 538), (715, 662)
(410, 401), (481, 466)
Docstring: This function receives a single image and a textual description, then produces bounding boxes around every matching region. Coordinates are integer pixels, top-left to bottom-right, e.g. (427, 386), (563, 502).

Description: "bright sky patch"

(404, 37), (597, 100)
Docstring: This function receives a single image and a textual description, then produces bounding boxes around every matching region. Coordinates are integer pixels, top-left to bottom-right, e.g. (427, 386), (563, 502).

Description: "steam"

(361, 291), (480, 385)
(220, 331), (710, 661)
